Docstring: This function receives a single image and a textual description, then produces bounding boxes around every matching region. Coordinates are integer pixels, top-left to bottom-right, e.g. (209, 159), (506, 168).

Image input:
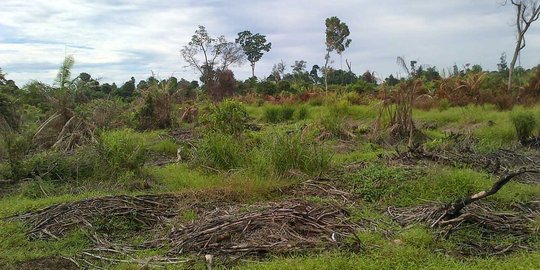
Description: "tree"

(181, 25), (244, 96)
(324, 16), (352, 93)
(55, 55), (75, 91)
(236, 31), (272, 78)
(271, 60), (287, 81)
(506, 0), (540, 91)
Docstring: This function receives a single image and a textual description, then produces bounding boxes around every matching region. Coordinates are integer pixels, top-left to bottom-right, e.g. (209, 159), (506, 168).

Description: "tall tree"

(55, 55), (75, 91)
(181, 26), (244, 91)
(506, 0), (540, 91)
(324, 16), (352, 93)
(236, 31), (272, 78)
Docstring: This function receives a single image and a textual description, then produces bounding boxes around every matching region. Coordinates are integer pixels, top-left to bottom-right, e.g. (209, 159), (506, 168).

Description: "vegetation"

(2, 12), (540, 270)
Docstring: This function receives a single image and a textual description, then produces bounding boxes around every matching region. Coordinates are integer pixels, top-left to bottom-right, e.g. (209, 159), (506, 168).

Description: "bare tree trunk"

(508, 32), (525, 92)
(324, 51), (330, 94)
(251, 63), (255, 78)
(506, 0), (540, 92)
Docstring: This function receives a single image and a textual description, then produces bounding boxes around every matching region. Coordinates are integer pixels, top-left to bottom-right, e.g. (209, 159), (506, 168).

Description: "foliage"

(262, 105), (296, 123)
(256, 81), (278, 95)
(209, 99), (249, 135)
(181, 25), (244, 100)
(324, 16), (352, 91)
(97, 129), (147, 173)
(135, 81), (173, 130)
(511, 111), (538, 142)
(257, 132), (331, 177)
(195, 132), (246, 171)
(236, 31), (272, 77)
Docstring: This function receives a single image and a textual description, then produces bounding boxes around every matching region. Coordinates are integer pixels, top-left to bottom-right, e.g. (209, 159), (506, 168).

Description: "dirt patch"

(15, 257), (78, 270)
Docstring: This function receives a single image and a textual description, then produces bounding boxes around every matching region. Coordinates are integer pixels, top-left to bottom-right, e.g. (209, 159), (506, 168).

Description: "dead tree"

(438, 168), (540, 223)
(506, 0), (540, 92)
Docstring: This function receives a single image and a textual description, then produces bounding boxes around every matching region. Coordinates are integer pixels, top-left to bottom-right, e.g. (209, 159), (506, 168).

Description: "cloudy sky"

(1, 0), (539, 85)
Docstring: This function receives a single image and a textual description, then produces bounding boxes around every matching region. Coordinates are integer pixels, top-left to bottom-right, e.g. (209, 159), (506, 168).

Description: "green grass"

(0, 222), (89, 266)
(238, 251), (540, 270)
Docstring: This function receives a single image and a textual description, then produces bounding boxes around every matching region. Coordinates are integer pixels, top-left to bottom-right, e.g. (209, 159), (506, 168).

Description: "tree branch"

(444, 168), (540, 218)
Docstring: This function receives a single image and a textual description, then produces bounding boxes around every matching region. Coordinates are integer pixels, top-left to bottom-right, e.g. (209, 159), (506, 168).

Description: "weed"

(511, 112), (537, 142)
(195, 132), (246, 171)
(256, 132), (331, 177)
(209, 99), (249, 135)
(98, 129), (147, 173)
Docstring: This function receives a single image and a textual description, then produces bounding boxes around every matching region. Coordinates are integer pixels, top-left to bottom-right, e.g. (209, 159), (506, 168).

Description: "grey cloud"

(1, 0), (539, 85)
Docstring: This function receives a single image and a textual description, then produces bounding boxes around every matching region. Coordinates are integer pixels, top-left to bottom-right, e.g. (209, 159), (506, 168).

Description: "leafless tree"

(180, 26), (244, 89)
(506, 0), (540, 92)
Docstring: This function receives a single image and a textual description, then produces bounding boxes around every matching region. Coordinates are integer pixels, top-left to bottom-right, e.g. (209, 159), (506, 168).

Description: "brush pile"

(168, 200), (360, 256)
(394, 146), (540, 183)
(5, 194), (182, 240)
(387, 200), (540, 255)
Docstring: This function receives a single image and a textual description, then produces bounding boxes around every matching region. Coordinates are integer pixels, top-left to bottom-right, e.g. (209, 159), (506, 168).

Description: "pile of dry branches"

(394, 146), (540, 183)
(5, 194), (182, 240)
(388, 200), (539, 255)
(168, 200), (360, 256)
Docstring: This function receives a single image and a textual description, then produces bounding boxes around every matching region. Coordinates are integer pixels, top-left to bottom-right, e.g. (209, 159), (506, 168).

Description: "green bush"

(262, 105), (296, 123)
(277, 80), (292, 93)
(351, 165), (415, 202)
(209, 99), (248, 135)
(345, 79), (376, 93)
(280, 106), (295, 121)
(195, 132), (246, 171)
(256, 81), (278, 96)
(259, 132), (331, 177)
(510, 112), (537, 142)
(294, 106), (309, 120)
(98, 129), (147, 172)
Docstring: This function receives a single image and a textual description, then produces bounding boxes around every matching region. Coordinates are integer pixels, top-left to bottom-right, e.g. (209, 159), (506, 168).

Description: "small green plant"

(98, 129), (147, 172)
(262, 105), (296, 123)
(195, 132), (246, 171)
(352, 164), (414, 203)
(294, 105), (309, 120)
(510, 112), (537, 142)
(260, 132), (331, 177)
(209, 99), (249, 135)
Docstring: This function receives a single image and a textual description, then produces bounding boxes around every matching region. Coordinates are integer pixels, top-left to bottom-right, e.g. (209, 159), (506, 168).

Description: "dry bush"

(413, 94), (437, 111)
(135, 83), (173, 130)
(375, 80), (422, 145)
(208, 69), (238, 102)
(493, 93), (516, 111)
(438, 73), (486, 106)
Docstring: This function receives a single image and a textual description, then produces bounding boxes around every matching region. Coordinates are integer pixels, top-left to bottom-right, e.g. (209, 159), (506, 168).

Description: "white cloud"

(0, 0), (539, 85)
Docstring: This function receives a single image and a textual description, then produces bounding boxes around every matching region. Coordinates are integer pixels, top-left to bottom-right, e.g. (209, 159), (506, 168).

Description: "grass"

(1, 97), (540, 269)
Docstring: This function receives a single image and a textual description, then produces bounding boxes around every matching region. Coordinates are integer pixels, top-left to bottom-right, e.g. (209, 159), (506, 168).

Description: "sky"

(1, 0), (539, 85)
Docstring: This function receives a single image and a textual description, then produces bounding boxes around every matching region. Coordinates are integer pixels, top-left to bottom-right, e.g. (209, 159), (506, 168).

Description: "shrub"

(209, 99), (248, 135)
(98, 129), (147, 172)
(262, 105), (296, 123)
(262, 106), (280, 123)
(135, 85), (172, 130)
(195, 132), (245, 171)
(256, 81), (278, 96)
(294, 106), (309, 120)
(493, 93), (515, 111)
(277, 80), (292, 93)
(259, 132), (331, 177)
(510, 112), (537, 142)
(345, 79), (376, 93)
(280, 106), (295, 121)
(438, 98), (450, 111)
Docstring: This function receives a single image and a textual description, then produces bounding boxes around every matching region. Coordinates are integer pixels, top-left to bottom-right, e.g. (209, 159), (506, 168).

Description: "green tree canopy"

(236, 31), (272, 78)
